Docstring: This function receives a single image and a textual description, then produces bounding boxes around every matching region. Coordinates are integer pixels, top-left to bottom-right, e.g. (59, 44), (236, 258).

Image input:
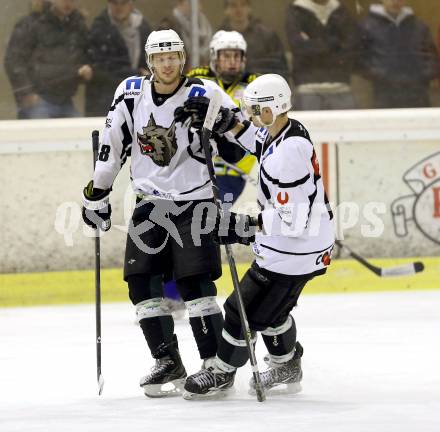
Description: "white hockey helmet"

(242, 74), (292, 127)
(145, 29), (186, 74)
(209, 30), (247, 73)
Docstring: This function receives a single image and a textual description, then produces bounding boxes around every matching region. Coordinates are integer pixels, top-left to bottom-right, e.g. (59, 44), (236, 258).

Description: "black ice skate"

(183, 365), (236, 400)
(250, 342), (303, 395)
(140, 338), (187, 398)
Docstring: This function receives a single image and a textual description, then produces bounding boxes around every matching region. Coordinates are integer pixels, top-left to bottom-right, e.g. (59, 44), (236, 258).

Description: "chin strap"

(255, 114), (276, 128)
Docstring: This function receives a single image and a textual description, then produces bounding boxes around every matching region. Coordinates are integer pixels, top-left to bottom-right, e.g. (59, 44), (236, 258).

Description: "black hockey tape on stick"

(92, 130), (104, 396)
(335, 240), (424, 277)
(201, 91), (265, 402)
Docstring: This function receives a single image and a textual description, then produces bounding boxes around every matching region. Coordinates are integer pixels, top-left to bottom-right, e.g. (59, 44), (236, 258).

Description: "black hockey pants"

(217, 261), (323, 368)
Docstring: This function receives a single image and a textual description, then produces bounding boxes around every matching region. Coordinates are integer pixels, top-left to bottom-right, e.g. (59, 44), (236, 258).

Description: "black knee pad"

(127, 273), (163, 305)
(223, 264), (273, 331)
(226, 263), (310, 331)
(262, 315), (297, 360)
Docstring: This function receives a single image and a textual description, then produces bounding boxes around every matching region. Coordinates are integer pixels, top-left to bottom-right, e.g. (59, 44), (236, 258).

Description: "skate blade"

(143, 378), (186, 398)
(182, 386), (234, 401)
(249, 382), (302, 396)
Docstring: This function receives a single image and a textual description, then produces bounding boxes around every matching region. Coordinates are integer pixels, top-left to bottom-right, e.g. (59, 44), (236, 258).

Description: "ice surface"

(1, 291), (439, 432)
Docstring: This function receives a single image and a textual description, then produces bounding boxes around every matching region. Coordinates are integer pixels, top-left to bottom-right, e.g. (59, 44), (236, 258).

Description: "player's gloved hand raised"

(174, 96), (238, 134)
(82, 180), (112, 231)
(209, 210), (258, 246)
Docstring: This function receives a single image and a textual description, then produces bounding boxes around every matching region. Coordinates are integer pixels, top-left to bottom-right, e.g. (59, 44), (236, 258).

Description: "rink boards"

(1, 109), (439, 273)
(1, 257), (439, 307)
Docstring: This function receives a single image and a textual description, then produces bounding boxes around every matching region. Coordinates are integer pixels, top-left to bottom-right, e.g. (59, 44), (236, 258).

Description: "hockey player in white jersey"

(181, 74), (335, 398)
(82, 29), (241, 397)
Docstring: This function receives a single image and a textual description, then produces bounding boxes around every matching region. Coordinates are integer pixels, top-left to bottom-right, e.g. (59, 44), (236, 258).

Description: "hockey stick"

(200, 91), (265, 402)
(335, 240), (424, 277)
(92, 130), (105, 395)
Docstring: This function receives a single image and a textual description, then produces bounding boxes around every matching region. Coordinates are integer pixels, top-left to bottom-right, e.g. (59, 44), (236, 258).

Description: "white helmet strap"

(247, 96), (277, 127)
(255, 111), (276, 128)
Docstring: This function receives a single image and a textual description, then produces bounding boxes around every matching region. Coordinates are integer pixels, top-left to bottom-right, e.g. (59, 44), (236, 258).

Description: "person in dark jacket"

(359, 0), (439, 108)
(158, 0), (213, 72)
(86, 0), (152, 116)
(220, 0), (289, 79)
(438, 21), (440, 59)
(5, 0), (51, 118)
(4, 0), (92, 119)
(285, 0), (359, 110)
(3, 0), (50, 114)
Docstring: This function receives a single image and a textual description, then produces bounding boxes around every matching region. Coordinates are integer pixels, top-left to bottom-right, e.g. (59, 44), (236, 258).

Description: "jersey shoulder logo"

(137, 114), (177, 167)
(125, 77), (143, 90)
(123, 77), (144, 97)
(188, 86), (207, 98)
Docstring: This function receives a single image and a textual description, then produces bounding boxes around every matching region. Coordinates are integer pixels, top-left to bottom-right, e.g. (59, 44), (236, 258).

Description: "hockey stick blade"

(202, 90), (223, 132)
(380, 261), (424, 277)
(336, 241), (425, 278)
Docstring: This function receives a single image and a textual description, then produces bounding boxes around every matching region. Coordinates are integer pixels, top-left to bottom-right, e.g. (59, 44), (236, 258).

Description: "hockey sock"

(185, 296), (223, 358)
(136, 298), (175, 358)
(216, 318), (256, 368)
(128, 274), (176, 357)
(178, 274), (224, 359)
(261, 315), (297, 362)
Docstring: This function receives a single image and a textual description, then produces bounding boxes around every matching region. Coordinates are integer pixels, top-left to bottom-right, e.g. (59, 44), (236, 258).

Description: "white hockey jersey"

(93, 76), (238, 201)
(231, 119), (335, 276)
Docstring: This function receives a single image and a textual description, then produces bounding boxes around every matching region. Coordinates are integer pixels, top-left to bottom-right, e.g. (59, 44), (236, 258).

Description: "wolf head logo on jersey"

(137, 114), (178, 167)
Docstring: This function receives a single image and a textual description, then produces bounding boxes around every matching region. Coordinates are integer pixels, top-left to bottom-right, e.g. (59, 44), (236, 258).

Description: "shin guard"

(262, 315), (297, 363)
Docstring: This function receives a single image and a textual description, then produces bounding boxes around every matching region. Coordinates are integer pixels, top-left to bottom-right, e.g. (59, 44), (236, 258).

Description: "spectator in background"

(4, 0), (91, 119)
(285, 0), (359, 110)
(220, 0), (288, 79)
(3, 0), (51, 117)
(158, 0), (212, 70)
(359, 0), (439, 108)
(188, 30), (258, 204)
(438, 21), (440, 58)
(86, 0), (151, 116)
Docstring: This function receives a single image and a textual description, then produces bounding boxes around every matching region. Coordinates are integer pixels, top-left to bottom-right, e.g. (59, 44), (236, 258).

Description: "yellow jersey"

(187, 67), (257, 176)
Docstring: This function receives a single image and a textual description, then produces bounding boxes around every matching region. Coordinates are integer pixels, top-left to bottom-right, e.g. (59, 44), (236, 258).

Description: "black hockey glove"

(174, 96), (238, 134)
(82, 180), (112, 231)
(211, 211), (258, 246)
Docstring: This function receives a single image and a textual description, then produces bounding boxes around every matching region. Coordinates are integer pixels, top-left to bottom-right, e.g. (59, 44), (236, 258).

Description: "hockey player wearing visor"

(181, 74), (335, 398)
(82, 29), (241, 398)
(188, 30), (257, 204)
